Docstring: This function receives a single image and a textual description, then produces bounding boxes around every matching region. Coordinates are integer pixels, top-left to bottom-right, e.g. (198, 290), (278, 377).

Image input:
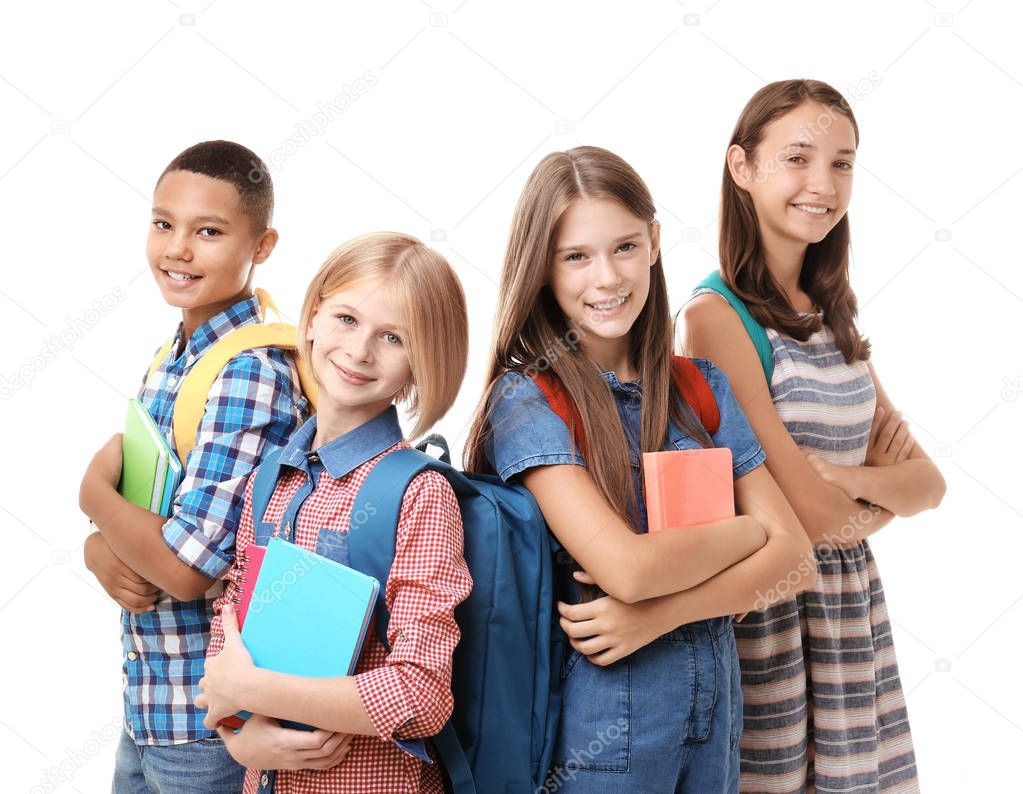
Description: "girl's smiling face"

(548, 197), (659, 371)
(731, 101), (857, 252)
(306, 276), (413, 418)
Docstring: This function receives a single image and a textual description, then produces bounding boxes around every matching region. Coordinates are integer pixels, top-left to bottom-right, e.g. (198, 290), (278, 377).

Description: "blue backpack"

(248, 434), (566, 794)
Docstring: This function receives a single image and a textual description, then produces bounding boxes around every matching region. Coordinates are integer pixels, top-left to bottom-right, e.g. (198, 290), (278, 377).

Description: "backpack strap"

(346, 443), (479, 788)
(530, 355), (721, 452)
(530, 372), (589, 457)
(348, 446), (477, 648)
(150, 289), (319, 464)
(249, 446), (286, 547)
(147, 338), (176, 385)
(693, 270), (774, 384)
(671, 356), (720, 436)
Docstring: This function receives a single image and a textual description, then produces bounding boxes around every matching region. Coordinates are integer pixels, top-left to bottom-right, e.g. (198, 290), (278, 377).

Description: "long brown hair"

(464, 146), (710, 525)
(720, 79), (870, 362)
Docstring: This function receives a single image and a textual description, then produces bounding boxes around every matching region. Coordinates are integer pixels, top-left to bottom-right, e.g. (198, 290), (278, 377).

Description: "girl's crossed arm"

(522, 462), (769, 605)
(806, 360), (946, 517)
(559, 463), (816, 665)
(683, 295), (895, 545)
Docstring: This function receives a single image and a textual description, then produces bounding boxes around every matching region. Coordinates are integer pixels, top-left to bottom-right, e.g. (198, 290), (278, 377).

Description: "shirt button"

(127, 651), (138, 661)
(260, 773), (269, 786)
(282, 523), (292, 539)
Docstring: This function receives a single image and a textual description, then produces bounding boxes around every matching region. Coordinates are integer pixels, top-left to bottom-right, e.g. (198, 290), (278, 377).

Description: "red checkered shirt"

(209, 435), (471, 793)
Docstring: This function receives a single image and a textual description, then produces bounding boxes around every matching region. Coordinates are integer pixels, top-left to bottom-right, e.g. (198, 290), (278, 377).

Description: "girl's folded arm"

(596, 464), (816, 650)
(835, 361), (946, 516)
(683, 295), (894, 544)
(559, 465), (815, 665)
(521, 462), (768, 604)
(650, 463), (816, 625)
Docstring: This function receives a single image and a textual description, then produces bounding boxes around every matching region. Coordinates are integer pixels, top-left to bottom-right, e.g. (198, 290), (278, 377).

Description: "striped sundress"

(734, 322), (919, 793)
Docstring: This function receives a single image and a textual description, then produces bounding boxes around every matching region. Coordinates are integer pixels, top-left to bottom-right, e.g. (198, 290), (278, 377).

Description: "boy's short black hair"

(159, 140), (274, 230)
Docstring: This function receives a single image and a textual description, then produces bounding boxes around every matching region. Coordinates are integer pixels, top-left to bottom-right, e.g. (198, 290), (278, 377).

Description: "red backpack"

(529, 356), (720, 457)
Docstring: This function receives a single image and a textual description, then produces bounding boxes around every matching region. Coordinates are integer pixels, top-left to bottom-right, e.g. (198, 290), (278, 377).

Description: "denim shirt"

(485, 358), (765, 535)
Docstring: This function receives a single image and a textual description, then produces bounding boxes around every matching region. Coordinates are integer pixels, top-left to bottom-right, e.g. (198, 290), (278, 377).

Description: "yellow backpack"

(146, 289), (317, 462)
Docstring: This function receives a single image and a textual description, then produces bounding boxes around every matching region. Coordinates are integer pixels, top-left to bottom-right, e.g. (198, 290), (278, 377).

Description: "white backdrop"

(2, 1), (1020, 791)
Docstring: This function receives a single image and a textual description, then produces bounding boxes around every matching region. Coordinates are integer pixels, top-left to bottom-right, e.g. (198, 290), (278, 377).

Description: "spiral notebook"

(642, 447), (735, 532)
(218, 538), (379, 731)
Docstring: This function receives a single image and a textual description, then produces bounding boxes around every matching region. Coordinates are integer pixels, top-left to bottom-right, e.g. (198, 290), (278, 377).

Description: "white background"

(2, 1), (1020, 791)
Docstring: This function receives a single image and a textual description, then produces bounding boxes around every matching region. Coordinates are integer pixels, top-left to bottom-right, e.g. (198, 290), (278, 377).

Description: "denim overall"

(487, 362), (765, 792)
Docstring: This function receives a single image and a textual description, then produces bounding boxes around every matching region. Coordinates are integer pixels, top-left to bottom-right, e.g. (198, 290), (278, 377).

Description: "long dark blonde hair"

(721, 79), (870, 362)
(464, 146), (710, 524)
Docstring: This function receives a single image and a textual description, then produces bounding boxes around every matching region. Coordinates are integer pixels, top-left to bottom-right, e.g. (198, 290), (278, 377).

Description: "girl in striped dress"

(681, 80), (946, 792)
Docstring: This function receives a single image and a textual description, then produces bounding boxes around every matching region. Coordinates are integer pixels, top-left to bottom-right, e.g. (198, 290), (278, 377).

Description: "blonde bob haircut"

(298, 232), (468, 441)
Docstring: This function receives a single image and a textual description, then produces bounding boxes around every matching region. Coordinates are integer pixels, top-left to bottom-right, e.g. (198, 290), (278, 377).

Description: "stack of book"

(120, 398), (182, 517)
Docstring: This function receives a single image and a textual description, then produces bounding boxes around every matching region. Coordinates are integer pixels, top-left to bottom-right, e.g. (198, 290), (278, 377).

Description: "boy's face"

(147, 170), (275, 312)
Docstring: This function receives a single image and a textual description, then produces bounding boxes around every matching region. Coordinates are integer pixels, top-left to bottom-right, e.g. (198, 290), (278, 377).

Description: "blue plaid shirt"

(123, 293), (308, 745)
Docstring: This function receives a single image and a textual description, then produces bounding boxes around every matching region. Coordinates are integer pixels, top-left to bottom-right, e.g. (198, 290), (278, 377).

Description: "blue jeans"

(543, 617), (742, 793)
(112, 730), (245, 793)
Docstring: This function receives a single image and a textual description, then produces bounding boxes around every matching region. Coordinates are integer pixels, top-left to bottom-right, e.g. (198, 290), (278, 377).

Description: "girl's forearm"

(242, 668), (377, 736)
(844, 460), (946, 517)
(614, 514), (767, 603)
(649, 528), (816, 625)
(800, 484), (894, 545)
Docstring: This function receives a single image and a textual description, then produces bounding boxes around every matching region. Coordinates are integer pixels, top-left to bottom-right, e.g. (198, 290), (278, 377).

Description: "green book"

(119, 399), (182, 517)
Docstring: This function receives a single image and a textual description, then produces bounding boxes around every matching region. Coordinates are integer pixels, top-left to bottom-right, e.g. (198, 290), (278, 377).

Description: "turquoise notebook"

(238, 537), (380, 730)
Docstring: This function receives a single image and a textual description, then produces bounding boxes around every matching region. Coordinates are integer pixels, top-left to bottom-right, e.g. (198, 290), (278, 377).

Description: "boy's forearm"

(243, 668), (377, 737)
(82, 473), (213, 600)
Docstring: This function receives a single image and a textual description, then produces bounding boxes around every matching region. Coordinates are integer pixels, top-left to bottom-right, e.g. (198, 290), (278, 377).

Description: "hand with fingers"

(197, 604), (254, 728)
(865, 405), (916, 467)
(807, 405), (918, 501)
(218, 714), (355, 771)
(557, 570), (668, 667)
(805, 453), (859, 499)
(83, 531), (161, 613)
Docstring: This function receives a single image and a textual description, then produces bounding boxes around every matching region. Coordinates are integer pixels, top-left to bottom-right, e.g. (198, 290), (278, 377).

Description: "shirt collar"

(278, 405), (405, 480)
(171, 293), (262, 362)
(596, 366), (642, 394)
